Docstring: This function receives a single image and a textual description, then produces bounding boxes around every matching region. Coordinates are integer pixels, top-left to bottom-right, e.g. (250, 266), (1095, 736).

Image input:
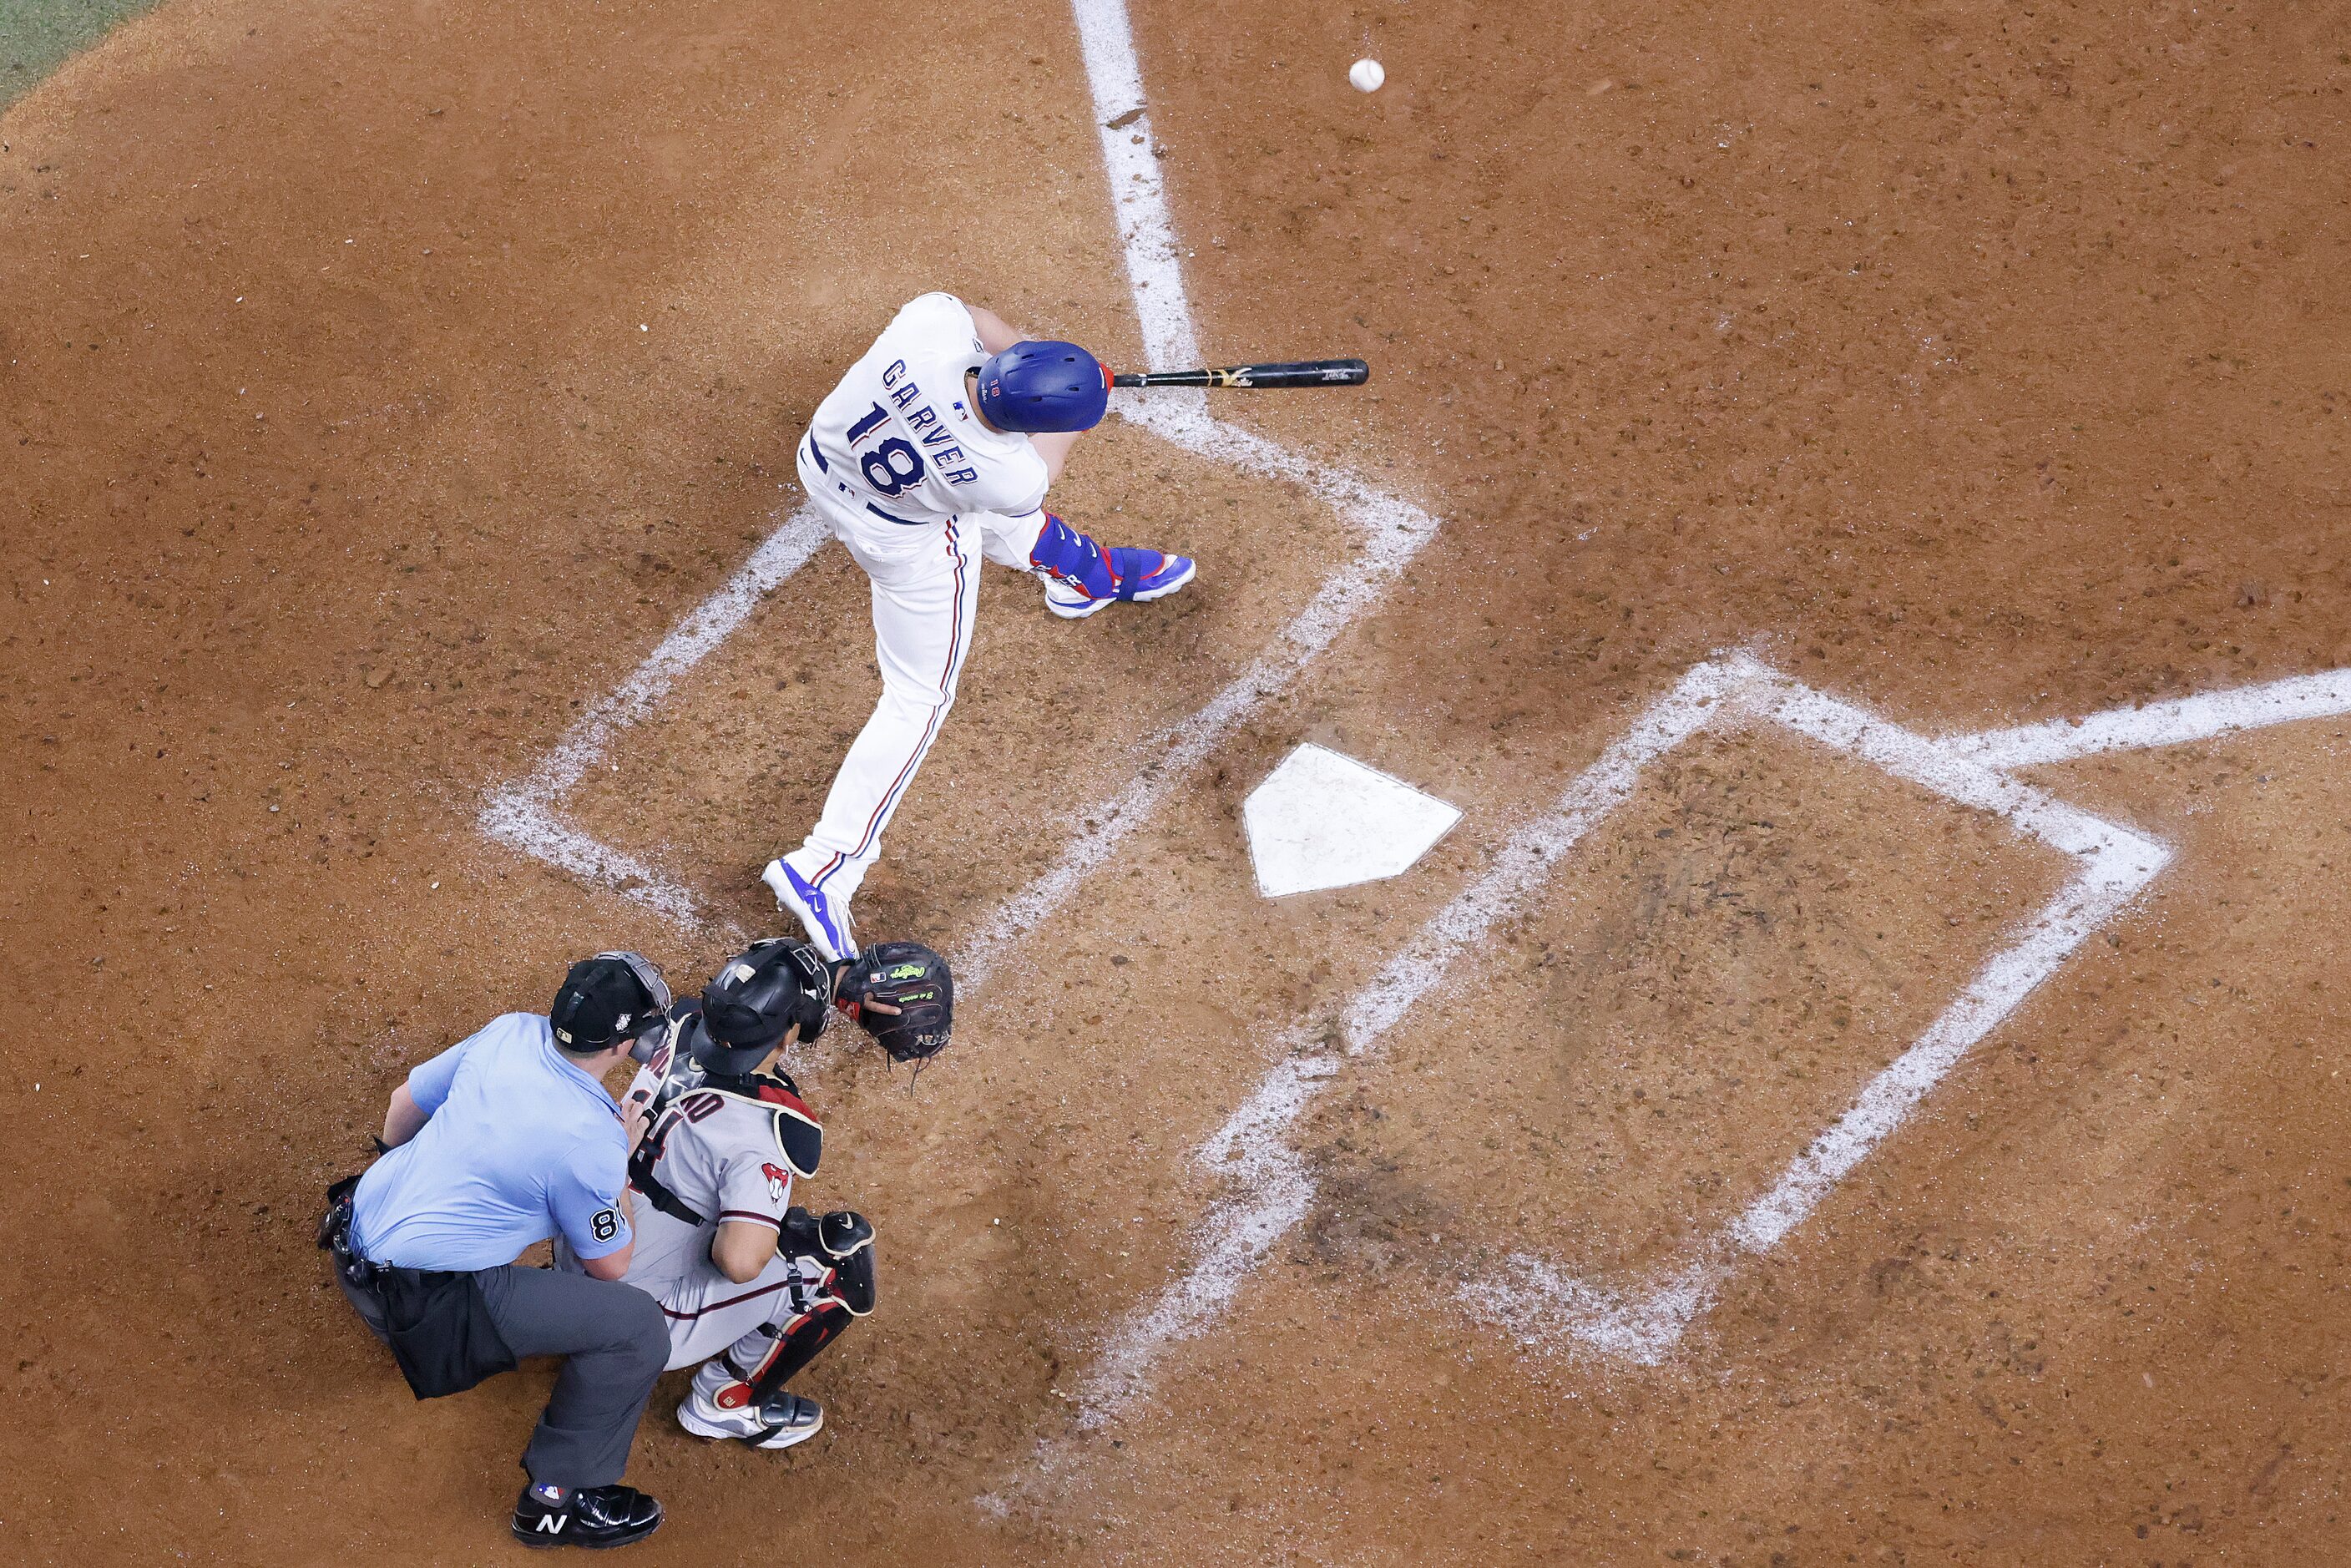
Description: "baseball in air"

(1349, 58), (1385, 93)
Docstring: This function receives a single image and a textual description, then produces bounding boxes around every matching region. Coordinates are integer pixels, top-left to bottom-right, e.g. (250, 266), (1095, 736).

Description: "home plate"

(1242, 743), (1464, 898)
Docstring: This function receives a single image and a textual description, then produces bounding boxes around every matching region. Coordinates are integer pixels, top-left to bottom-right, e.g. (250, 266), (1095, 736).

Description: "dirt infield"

(4, 0), (2347, 1562)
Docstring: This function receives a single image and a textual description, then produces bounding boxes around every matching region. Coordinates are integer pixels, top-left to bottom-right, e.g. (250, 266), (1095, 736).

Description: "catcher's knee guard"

(818, 1210), (876, 1316)
(735, 1209), (877, 1404)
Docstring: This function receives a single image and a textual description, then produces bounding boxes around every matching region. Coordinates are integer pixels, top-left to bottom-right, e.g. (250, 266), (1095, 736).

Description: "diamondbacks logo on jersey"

(762, 1162), (790, 1203)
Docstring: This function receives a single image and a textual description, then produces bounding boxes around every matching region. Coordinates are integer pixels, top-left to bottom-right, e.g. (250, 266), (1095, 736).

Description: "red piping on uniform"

(817, 518), (968, 884)
(660, 1277), (796, 1322)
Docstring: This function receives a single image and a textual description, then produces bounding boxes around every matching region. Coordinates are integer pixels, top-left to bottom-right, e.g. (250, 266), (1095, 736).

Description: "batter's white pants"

(781, 436), (1049, 905)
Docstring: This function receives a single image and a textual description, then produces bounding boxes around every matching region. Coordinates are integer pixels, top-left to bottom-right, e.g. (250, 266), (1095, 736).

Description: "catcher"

(565, 936), (949, 1449)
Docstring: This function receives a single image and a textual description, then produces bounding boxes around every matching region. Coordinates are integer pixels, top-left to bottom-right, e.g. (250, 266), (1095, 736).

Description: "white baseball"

(1348, 58), (1384, 93)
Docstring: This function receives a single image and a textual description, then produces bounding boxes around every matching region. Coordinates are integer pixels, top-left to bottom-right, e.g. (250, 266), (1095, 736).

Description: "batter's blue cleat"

(1029, 513), (1197, 620)
(762, 859), (857, 962)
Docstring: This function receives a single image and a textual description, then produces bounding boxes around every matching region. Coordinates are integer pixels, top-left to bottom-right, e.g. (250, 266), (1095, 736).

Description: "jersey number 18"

(847, 402), (925, 497)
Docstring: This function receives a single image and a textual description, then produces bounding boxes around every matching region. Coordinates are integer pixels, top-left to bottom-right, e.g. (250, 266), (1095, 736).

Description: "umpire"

(319, 952), (675, 1550)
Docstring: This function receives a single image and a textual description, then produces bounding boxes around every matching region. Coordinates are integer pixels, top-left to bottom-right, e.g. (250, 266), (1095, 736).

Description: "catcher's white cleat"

(677, 1363), (826, 1451)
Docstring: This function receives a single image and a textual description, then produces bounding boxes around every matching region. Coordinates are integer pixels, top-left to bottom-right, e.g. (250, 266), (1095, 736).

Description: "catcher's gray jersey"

(624, 1069), (821, 1300)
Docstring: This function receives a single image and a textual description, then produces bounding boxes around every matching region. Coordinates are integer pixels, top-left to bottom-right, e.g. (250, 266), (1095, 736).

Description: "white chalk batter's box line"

(1449, 655), (2162, 1364)
(451, 0), (2351, 1433)
(473, 0), (1441, 990)
(1053, 651), (2351, 1441)
(474, 397), (1436, 979)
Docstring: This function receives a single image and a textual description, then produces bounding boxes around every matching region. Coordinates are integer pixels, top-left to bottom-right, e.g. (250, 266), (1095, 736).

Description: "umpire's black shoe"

(511, 1484), (664, 1550)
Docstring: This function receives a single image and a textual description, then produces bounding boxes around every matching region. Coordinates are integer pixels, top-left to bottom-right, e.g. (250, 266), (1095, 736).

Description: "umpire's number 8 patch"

(590, 1207), (620, 1243)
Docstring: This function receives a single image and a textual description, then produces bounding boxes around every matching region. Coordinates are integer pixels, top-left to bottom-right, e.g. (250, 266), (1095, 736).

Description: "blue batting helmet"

(975, 341), (1110, 433)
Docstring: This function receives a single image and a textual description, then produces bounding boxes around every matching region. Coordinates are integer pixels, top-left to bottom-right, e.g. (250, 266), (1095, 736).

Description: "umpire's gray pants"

(338, 1263), (668, 1489)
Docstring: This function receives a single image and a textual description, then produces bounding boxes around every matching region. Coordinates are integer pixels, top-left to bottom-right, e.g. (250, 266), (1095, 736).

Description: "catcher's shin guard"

(744, 1300), (852, 1404)
(734, 1209), (877, 1404)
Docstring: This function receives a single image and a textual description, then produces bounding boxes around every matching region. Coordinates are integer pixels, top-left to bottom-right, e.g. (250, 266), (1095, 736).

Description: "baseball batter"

(569, 937), (951, 1449)
(763, 292), (1194, 959)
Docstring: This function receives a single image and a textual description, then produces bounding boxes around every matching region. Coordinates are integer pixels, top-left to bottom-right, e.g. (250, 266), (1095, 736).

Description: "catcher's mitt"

(837, 942), (952, 1062)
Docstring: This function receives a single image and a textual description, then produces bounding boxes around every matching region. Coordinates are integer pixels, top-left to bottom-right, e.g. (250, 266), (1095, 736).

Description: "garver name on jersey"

(862, 358), (979, 487)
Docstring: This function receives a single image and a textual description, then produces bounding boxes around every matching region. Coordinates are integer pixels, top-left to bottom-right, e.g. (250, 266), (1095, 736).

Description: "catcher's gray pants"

(655, 1249), (828, 1369)
(338, 1262), (668, 1489)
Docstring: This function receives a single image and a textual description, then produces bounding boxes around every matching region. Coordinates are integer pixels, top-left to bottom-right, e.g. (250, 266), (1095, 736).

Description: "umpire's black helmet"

(692, 938), (832, 1075)
(549, 950), (671, 1053)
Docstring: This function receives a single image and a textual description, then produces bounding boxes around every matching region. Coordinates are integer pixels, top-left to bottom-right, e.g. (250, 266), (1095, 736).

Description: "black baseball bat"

(1110, 358), (1369, 390)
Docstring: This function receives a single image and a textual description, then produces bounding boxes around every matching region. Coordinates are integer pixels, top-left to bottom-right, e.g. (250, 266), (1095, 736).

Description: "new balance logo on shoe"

(512, 1481), (661, 1549)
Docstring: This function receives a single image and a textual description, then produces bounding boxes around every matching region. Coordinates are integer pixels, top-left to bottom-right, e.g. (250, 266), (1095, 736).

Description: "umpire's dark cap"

(549, 953), (666, 1051)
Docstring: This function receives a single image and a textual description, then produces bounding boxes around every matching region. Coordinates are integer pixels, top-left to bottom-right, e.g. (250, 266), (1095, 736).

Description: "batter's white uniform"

(780, 292), (1056, 910)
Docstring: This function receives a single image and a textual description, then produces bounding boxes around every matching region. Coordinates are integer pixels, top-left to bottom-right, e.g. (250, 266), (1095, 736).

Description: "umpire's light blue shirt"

(349, 1012), (633, 1271)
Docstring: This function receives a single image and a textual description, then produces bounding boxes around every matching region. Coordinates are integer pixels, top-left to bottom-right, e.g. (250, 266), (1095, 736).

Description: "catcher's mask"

(693, 938), (832, 1075)
(550, 950), (672, 1054)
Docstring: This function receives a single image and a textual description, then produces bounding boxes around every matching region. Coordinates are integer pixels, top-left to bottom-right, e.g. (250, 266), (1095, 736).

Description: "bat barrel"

(1111, 358), (1369, 390)
(1243, 358), (1370, 387)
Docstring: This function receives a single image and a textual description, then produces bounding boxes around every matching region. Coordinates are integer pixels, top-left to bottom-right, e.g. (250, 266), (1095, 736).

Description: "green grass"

(1, 0), (165, 112)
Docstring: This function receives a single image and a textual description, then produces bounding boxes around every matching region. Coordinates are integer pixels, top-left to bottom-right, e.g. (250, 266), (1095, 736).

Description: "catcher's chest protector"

(630, 1073), (824, 1227)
